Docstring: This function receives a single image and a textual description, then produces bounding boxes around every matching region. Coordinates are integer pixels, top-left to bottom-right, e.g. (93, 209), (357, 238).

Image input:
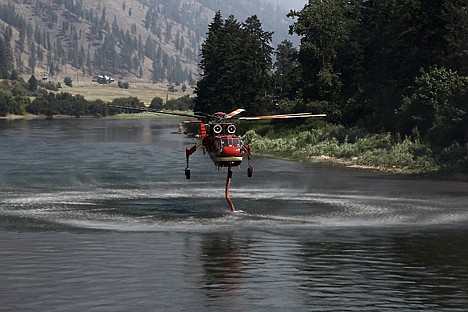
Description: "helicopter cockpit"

(220, 137), (240, 147)
(215, 136), (242, 153)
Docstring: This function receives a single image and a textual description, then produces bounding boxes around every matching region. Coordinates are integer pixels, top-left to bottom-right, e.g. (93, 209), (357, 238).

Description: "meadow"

(61, 81), (192, 105)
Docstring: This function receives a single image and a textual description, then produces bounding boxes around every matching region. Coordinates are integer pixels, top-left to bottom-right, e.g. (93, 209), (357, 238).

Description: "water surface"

(1, 119), (467, 311)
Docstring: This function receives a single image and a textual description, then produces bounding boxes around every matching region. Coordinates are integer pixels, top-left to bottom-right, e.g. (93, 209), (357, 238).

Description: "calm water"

(1, 119), (467, 311)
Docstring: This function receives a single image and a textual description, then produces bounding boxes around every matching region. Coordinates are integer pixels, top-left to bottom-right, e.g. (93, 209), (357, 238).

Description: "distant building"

(93, 75), (115, 84)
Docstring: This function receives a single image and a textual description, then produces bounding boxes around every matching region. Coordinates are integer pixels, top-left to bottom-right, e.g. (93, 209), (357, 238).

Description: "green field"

(61, 81), (193, 105)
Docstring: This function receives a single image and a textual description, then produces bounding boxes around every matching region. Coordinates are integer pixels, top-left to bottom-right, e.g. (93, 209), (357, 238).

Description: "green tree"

(151, 59), (164, 83)
(88, 99), (109, 117)
(28, 41), (36, 74)
(0, 33), (13, 78)
(0, 90), (13, 116)
(194, 13), (273, 115)
(10, 69), (19, 81)
(64, 76), (73, 87)
(193, 12), (224, 114)
(288, 0), (467, 131)
(240, 15), (273, 115)
(27, 92), (59, 117)
(165, 95), (193, 111)
(288, 0), (358, 122)
(288, 0), (353, 101)
(28, 75), (38, 92)
(149, 96), (164, 110)
(441, 0), (468, 75)
(400, 66), (468, 149)
(273, 40), (301, 101)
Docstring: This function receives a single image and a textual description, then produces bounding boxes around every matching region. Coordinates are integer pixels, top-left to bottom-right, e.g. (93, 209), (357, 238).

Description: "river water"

(1, 119), (467, 311)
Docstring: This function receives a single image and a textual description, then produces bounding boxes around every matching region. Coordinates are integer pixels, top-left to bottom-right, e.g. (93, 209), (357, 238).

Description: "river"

(1, 118), (467, 311)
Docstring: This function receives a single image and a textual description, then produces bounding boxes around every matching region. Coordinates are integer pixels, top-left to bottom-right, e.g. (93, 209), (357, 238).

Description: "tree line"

(0, 72), (134, 118)
(0, 71), (194, 118)
(195, 1), (467, 153)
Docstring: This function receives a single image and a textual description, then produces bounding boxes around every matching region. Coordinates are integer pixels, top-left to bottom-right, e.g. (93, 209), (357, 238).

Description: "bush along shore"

(241, 123), (468, 176)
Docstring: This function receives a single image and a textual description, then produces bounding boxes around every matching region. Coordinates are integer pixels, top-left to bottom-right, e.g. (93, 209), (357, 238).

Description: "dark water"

(1, 119), (467, 311)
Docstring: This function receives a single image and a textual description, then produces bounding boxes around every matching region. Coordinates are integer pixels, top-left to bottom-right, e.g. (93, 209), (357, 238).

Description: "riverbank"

(242, 127), (468, 180)
(0, 110), (189, 120)
(250, 148), (468, 182)
(0, 114), (78, 120)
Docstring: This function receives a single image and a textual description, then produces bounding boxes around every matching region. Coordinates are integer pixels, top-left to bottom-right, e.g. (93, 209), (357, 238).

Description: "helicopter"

(109, 105), (325, 212)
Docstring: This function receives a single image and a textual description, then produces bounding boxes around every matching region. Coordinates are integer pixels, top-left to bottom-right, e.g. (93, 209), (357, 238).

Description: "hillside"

(0, 0), (298, 84)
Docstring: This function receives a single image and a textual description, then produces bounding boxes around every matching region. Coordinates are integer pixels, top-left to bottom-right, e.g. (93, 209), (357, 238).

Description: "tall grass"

(242, 125), (440, 173)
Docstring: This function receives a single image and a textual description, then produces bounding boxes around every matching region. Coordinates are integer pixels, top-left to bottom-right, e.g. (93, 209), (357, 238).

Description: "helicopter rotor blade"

(108, 105), (203, 119)
(239, 113), (326, 120)
(193, 111), (217, 120)
(226, 108), (246, 118)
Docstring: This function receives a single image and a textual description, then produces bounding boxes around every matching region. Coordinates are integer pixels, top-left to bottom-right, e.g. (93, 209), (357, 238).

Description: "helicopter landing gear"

(225, 167), (236, 212)
(185, 144), (198, 180)
(247, 165), (253, 178)
(243, 144), (253, 178)
(185, 155), (191, 180)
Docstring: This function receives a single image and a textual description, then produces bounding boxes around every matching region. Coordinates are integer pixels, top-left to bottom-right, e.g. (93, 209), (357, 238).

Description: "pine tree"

(28, 42), (37, 74)
(194, 12), (273, 115)
(28, 75), (38, 92)
(194, 12), (226, 113)
(273, 40), (301, 101)
(240, 15), (273, 115)
(0, 33), (14, 77)
(151, 59), (163, 83)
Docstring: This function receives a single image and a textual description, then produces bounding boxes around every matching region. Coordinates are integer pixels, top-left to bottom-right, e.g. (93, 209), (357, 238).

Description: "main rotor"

(109, 105), (325, 123)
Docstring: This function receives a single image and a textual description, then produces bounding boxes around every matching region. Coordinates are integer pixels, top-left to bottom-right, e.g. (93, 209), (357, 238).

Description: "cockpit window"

(219, 137), (241, 147)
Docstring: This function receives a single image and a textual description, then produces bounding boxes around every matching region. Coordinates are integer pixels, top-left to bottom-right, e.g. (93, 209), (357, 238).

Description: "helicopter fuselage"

(202, 122), (247, 168)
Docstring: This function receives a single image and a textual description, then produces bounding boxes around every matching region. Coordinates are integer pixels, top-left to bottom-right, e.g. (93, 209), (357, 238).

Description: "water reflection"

(200, 234), (248, 296)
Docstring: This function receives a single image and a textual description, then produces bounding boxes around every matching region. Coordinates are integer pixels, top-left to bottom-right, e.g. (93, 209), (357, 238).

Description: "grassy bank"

(241, 123), (468, 175)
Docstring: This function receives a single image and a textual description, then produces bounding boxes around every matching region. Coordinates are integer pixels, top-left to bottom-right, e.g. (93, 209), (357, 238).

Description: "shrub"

(244, 125), (437, 172)
(118, 81), (129, 89)
(437, 143), (468, 172)
(63, 76), (73, 87)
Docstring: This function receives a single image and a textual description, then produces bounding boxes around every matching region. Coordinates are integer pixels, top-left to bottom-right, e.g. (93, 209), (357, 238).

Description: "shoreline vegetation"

(240, 124), (468, 179)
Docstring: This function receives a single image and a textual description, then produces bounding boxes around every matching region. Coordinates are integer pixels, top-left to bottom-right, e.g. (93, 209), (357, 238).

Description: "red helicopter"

(110, 105), (325, 212)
